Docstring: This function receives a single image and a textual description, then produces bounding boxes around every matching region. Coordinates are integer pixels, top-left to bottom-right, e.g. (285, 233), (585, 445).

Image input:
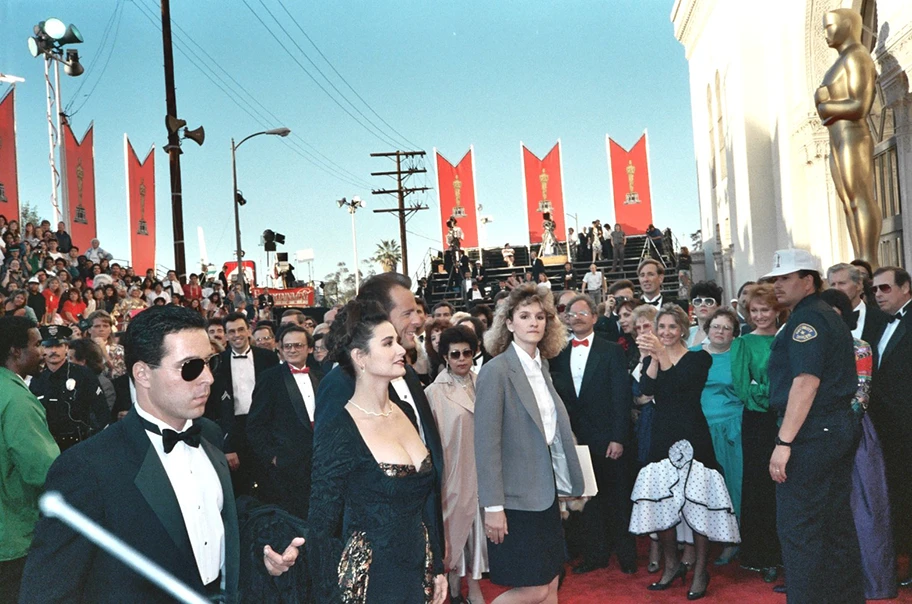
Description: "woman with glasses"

(475, 284), (583, 604)
(691, 307), (745, 567)
(630, 304), (739, 600)
(686, 281), (724, 346)
(425, 325), (489, 604)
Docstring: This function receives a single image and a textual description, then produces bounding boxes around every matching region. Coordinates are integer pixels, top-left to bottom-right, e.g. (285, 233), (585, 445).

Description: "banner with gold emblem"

(0, 88), (20, 221)
(521, 141), (567, 245)
(607, 131), (654, 234)
(434, 147), (479, 250)
(62, 122), (97, 248)
(124, 135), (156, 274)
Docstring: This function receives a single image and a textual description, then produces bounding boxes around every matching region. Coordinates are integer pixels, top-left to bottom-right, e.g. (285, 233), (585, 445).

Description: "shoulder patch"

(793, 323), (818, 342)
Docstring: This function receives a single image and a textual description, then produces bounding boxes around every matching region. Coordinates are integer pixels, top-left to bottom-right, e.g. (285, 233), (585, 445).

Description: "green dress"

(730, 334), (775, 413)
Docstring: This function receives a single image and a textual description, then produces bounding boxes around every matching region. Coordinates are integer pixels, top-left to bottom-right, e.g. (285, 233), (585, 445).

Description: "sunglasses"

(179, 355), (220, 382)
(692, 297), (718, 307)
(447, 349), (475, 360)
(282, 342), (309, 351)
(874, 283), (893, 293)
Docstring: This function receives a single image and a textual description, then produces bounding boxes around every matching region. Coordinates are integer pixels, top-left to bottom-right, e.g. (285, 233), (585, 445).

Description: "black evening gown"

(308, 410), (443, 604)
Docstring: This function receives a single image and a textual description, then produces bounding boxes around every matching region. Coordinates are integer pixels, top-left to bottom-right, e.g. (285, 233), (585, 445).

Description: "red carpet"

(458, 540), (912, 603)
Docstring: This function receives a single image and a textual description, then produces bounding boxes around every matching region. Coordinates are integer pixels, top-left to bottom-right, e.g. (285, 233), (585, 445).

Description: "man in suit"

(247, 326), (320, 520)
(550, 294), (636, 574)
(19, 305), (301, 603)
(530, 251), (546, 283)
(209, 312), (279, 497)
(827, 262), (890, 344)
(637, 259), (688, 312)
(595, 279), (636, 343)
(869, 266), (912, 582)
(314, 272), (444, 548)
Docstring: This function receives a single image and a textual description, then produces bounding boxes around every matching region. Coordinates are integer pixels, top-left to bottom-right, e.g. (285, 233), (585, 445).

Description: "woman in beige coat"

(426, 325), (489, 604)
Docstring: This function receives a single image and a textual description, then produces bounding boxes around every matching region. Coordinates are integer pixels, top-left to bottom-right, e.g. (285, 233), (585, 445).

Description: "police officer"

(764, 249), (864, 603)
(29, 326), (108, 451)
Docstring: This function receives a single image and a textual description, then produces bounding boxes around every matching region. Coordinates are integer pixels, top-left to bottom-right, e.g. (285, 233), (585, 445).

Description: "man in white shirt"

(582, 263), (605, 305)
(827, 262), (890, 343)
(20, 305), (301, 603)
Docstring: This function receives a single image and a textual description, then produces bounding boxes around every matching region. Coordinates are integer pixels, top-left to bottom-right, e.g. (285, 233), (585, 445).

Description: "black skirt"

(487, 497), (564, 587)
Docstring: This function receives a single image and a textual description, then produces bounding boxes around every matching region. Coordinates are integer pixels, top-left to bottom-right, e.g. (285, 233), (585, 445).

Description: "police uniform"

(768, 293), (864, 603)
(29, 326), (109, 451)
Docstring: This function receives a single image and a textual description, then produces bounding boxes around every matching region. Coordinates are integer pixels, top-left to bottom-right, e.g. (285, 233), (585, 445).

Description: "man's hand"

(225, 452), (240, 471)
(606, 442), (623, 460)
(263, 537), (305, 576)
(769, 445), (791, 483)
(431, 574), (447, 604)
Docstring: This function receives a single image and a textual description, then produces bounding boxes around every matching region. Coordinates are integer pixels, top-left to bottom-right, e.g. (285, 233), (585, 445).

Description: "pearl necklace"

(349, 400), (393, 417)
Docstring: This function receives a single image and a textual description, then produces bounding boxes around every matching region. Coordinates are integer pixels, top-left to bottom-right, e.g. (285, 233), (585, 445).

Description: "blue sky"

(1, 0), (699, 283)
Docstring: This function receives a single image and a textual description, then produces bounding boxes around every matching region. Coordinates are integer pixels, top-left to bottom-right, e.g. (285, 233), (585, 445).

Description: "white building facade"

(672, 0), (912, 296)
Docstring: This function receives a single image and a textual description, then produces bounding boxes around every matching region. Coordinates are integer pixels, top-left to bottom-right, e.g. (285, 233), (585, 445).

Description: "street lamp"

(27, 18), (84, 230)
(231, 127), (291, 293)
(337, 196), (366, 294)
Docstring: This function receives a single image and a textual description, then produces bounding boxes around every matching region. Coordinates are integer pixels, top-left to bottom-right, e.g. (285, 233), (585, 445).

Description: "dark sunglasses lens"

(181, 359), (205, 381)
(876, 284), (893, 293)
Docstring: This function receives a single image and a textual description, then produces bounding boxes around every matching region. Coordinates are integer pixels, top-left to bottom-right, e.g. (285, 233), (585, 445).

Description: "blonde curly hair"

(484, 283), (568, 359)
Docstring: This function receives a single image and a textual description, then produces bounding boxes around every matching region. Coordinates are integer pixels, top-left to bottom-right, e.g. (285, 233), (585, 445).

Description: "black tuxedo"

(550, 335), (635, 567)
(247, 364), (321, 519)
(870, 308), (912, 553)
(314, 364), (444, 548)
(641, 293), (689, 314)
(594, 314), (621, 343)
(530, 257), (546, 282)
(19, 412), (240, 603)
(859, 301), (889, 348)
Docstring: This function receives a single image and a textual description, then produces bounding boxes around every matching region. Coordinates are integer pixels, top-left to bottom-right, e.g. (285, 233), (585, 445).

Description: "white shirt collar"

(512, 341), (541, 370)
(571, 331), (594, 344)
(643, 293), (662, 304)
(134, 401), (192, 433)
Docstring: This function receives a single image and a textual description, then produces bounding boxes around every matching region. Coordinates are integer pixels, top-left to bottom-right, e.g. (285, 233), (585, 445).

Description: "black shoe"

(646, 560), (661, 574)
(647, 563), (687, 591)
(773, 584), (787, 594)
(620, 561), (638, 575)
(572, 560), (608, 574)
(763, 567), (779, 583)
(687, 573), (711, 600)
(900, 575), (912, 588)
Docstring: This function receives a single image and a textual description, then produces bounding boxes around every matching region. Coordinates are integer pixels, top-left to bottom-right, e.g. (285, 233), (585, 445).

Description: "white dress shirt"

(877, 300), (910, 368)
(570, 332), (594, 395)
(230, 347), (256, 415)
(643, 294), (663, 307)
(852, 301), (867, 341)
(391, 377), (425, 443)
(134, 403), (224, 584)
(512, 341), (557, 444)
(289, 365), (316, 422)
(582, 271), (603, 292)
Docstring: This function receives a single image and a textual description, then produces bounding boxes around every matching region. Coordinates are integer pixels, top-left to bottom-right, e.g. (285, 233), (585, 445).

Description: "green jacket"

(0, 366), (60, 561)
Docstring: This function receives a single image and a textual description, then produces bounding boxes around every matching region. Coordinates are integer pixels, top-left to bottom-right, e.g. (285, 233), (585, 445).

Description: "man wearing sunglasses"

(20, 305), (304, 603)
(869, 266), (912, 584)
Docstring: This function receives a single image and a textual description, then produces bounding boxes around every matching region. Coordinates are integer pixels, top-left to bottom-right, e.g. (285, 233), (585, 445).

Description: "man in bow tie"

(549, 294), (636, 575)
(20, 305), (303, 603)
(826, 262), (889, 343)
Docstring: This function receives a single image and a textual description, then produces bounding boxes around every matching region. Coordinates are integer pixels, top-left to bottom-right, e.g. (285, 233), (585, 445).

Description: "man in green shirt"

(0, 316), (60, 604)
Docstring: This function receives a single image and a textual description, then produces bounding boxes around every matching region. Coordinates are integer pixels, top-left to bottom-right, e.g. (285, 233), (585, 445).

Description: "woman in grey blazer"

(475, 283), (584, 603)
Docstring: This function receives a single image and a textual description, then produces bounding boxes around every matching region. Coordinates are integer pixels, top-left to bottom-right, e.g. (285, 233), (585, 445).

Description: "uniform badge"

(793, 323), (818, 342)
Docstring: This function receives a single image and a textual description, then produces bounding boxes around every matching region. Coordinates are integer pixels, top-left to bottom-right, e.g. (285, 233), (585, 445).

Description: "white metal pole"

(44, 57), (60, 225)
(54, 59), (69, 231)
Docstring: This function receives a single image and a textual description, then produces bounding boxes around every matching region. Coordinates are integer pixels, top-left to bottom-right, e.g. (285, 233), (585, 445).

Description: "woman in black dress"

(308, 300), (447, 603)
(629, 304), (739, 600)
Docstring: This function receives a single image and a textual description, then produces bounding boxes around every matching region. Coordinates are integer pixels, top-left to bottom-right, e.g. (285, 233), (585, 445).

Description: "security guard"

(765, 249), (864, 603)
(29, 326), (108, 451)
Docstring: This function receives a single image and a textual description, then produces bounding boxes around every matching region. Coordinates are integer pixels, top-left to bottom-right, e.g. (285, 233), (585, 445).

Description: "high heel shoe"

(687, 572), (711, 600)
(646, 563), (687, 591)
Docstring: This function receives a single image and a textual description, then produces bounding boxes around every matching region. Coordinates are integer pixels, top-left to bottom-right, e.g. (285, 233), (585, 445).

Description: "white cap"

(763, 248), (820, 278)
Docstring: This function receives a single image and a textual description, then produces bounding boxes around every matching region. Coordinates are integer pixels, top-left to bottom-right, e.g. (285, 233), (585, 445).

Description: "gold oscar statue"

(815, 8), (880, 267)
(626, 160), (636, 193)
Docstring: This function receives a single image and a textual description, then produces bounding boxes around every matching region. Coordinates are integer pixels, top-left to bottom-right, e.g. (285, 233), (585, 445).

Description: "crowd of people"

(2, 206), (912, 604)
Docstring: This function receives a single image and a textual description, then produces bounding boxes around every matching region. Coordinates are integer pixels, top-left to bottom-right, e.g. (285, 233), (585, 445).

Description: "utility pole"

(160, 0), (186, 279)
(370, 150), (429, 277)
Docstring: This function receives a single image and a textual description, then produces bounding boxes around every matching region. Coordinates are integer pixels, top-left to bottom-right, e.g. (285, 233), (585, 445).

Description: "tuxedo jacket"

(860, 301), (890, 348)
(207, 346), (279, 452)
(550, 335), (631, 455)
(19, 411), (239, 604)
(870, 312), (912, 445)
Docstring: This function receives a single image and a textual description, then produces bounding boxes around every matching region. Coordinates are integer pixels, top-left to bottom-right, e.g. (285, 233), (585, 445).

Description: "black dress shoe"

(900, 575), (912, 588)
(572, 560), (609, 574)
(619, 561), (638, 574)
(773, 584), (787, 594)
(647, 563), (687, 591)
(687, 572), (710, 600)
(763, 567), (779, 583)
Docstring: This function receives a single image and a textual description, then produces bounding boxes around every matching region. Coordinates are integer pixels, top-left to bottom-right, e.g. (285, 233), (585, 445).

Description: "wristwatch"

(775, 436), (792, 447)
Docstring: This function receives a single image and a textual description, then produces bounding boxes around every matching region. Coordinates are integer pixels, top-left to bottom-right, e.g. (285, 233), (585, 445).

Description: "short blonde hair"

(655, 303), (690, 341)
(631, 304), (658, 325)
(485, 283), (567, 359)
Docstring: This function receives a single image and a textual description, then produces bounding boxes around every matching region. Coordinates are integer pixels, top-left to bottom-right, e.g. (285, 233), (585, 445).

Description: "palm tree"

(373, 239), (402, 273)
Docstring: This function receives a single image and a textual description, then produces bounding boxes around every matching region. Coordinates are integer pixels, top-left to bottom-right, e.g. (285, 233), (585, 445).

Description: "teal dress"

(690, 345), (744, 516)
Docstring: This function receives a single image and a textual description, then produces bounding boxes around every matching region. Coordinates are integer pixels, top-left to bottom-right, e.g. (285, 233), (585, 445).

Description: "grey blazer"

(475, 343), (584, 511)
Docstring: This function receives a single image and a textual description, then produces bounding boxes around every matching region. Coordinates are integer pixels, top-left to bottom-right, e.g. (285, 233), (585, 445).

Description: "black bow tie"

(232, 353), (248, 359)
(646, 299), (661, 307)
(138, 416), (202, 453)
(888, 312), (903, 324)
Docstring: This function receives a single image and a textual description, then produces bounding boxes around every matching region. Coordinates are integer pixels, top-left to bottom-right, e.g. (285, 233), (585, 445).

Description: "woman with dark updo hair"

(308, 299), (447, 604)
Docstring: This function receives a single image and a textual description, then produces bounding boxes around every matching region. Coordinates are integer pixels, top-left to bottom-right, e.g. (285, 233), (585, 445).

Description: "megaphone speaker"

(57, 24), (84, 46)
(184, 126), (205, 146)
(165, 115), (187, 134)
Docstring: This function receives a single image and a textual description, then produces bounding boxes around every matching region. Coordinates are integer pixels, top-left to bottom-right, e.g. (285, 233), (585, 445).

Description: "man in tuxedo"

(209, 312), (279, 497)
(19, 306), (301, 603)
(550, 294), (636, 574)
(530, 251), (546, 283)
(827, 262), (890, 343)
(637, 259), (688, 312)
(314, 272), (444, 547)
(247, 326), (320, 520)
(869, 267), (912, 580)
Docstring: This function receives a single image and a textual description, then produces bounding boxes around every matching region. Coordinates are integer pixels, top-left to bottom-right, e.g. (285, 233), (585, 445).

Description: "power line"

(69, 0), (126, 117)
(66, 0), (121, 110)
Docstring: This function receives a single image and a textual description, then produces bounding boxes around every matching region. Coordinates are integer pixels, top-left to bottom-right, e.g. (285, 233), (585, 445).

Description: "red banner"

(251, 286), (315, 308)
(62, 122), (97, 248)
(223, 260), (257, 286)
(0, 88), (20, 221)
(608, 132), (654, 234)
(521, 141), (567, 244)
(124, 136), (156, 274)
(435, 147), (479, 249)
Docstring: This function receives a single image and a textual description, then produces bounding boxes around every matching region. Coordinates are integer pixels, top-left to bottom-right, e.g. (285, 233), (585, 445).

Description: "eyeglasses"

(692, 297), (718, 307)
(314, 344), (328, 352)
(179, 355), (220, 382)
(447, 349), (475, 360)
(566, 311), (591, 318)
(282, 342), (309, 351)
(709, 323), (734, 332)
(253, 336), (274, 344)
(303, 322), (316, 328)
(874, 283), (893, 294)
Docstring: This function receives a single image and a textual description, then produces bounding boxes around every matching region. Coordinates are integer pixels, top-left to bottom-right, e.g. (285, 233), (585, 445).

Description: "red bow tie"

(290, 366), (309, 375)
(572, 339), (589, 348)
